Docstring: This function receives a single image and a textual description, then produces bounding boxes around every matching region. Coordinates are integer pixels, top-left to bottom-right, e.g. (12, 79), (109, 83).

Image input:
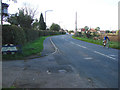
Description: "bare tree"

(21, 3), (38, 19)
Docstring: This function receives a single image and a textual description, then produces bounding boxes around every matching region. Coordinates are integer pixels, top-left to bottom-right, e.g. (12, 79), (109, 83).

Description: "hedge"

(23, 28), (39, 42)
(2, 25), (66, 46)
(2, 25), (26, 45)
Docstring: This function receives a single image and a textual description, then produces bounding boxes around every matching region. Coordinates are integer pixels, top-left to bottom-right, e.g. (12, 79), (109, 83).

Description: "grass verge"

(72, 36), (120, 49)
(2, 36), (50, 60)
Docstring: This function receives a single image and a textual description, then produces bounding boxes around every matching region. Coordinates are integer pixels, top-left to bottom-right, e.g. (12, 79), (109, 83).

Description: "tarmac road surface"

(2, 35), (118, 88)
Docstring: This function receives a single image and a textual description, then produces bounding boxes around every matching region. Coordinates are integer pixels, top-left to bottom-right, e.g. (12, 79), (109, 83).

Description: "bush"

(2, 25), (26, 45)
(74, 32), (82, 37)
(85, 33), (92, 38)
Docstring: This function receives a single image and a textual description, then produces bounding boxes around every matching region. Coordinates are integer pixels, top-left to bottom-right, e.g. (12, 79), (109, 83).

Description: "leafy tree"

(84, 26), (89, 30)
(39, 13), (46, 30)
(50, 23), (60, 31)
(105, 30), (110, 33)
(7, 3), (38, 28)
(84, 26), (89, 33)
(32, 19), (39, 30)
(18, 9), (34, 28)
(7, 8), (35, 28)
(95, 27), (100, 31)
(7, 14), (19, 25)
(68, 30), (74, 33)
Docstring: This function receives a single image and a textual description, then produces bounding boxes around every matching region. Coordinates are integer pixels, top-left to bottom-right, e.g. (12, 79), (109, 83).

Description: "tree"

(39, 13), (46, 30)
(7, 3), (38, 28)
(68, 30), (74, 33)
(32, 19), (39, 30)
(50, 23), (60, 31)
(84, 26), (89, 33)
(105, 30), (110, 33)
(7, 9), (34, 28)
(95, 27), (100, 31)
(21, 3), (38, 19)
(7, 14), (19, 25)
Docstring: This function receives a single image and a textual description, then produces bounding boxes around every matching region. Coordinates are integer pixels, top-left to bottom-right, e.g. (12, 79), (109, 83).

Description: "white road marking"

(94, 51), (117, 61)
(70, 42), (87, 49)
(77, 44), (87, 49)
(54, 36), (117, 61)
(50, 38), (58, 54)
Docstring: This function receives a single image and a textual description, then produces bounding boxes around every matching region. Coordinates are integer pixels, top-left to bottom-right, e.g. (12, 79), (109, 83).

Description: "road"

(2, 34), (118, 88)
(50, 34), (118, 88)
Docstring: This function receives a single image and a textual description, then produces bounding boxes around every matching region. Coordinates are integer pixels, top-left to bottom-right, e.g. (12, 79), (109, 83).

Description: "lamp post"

(45, 10), (53, 28)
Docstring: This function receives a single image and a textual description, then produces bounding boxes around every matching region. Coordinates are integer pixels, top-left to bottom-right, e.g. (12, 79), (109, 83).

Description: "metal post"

(45, 10), (53, 28)
(75, 12), (77, 33)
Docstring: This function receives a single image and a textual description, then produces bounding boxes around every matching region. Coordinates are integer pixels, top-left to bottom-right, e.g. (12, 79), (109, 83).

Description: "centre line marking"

(94, 51), (117, 61)
(70, 42), (87, 49)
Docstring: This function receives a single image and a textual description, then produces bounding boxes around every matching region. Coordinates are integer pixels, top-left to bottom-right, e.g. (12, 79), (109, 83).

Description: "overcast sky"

(3, 0), (119, 30)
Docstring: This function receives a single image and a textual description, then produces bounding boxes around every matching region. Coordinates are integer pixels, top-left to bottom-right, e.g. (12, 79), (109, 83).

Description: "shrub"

(85, 33), (92, 38)
(2, 25), (26, 45)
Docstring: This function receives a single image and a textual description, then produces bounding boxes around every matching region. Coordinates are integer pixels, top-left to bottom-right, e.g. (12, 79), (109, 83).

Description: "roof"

(81, 28), (85, 31)
(2, 3), (9, 7)
(88, 28), (96, 32)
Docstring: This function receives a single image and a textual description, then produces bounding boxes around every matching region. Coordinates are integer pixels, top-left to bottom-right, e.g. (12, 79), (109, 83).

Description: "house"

(88, 28), (97, 33)
(80, 28), (86, 33)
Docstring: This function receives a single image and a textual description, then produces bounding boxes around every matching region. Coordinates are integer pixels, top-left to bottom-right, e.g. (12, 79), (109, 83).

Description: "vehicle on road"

(103, 34), (110, 48)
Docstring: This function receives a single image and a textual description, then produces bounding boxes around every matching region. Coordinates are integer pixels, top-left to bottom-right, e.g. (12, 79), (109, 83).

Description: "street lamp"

(45, 10), (53, 28)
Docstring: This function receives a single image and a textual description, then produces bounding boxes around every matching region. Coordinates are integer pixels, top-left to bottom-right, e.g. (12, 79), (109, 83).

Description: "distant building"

(80, 28), (86, 33)
(88, 28), (97, 33)
(100, 30), (105, 34)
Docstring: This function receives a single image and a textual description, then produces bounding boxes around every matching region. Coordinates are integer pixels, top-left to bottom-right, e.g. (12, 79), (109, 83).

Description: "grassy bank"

(2, 36), (50, 60)
(72, 36), (119, 49)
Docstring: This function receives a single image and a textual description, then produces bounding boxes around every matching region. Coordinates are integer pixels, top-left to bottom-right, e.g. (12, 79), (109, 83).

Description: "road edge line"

(50, 37), (58, 54)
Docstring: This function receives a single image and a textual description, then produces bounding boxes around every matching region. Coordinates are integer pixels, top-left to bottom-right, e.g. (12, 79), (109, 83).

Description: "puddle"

(84, 57), (93, 60)
(58, 69), (67, 73)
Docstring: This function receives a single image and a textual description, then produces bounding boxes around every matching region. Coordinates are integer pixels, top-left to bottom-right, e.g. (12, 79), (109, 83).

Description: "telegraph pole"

(75, 12), (77, 33)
